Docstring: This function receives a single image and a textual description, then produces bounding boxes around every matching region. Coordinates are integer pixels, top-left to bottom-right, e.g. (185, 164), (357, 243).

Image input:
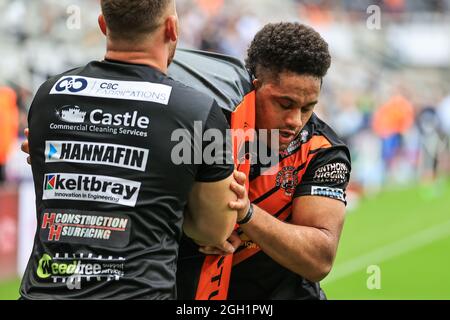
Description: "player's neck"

(104, 38), (169, 74)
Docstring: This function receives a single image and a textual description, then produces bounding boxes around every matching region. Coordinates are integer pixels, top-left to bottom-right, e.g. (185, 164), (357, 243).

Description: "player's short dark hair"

(245, 22), (331, 81)
(101, 0), (172, 40)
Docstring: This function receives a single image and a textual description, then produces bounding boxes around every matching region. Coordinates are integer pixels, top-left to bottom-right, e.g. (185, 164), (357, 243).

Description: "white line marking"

(323, 219), (450, 285)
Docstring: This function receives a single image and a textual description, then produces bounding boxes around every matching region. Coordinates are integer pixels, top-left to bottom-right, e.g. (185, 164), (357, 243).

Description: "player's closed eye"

(301, 107), (314, 113)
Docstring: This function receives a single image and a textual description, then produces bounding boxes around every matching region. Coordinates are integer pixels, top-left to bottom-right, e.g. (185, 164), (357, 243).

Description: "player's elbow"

(304, 262), (333, 283)
(200, 211), (237, 246)
(297, 247), (336, 282)
(312, 249), (337, 282)
(205, 230), (233, 247)
(183, 210), (236, 246)
(305, 230), (340, 282)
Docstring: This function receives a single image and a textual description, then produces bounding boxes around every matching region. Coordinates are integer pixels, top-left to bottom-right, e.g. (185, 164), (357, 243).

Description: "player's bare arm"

(225, 171), (345, 282)
(184, 175), (238, 247)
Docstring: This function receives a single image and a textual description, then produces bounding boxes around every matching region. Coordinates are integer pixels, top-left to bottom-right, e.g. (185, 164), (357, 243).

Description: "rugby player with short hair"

(177, 22), (351, 300)
(20, 0), (240, 299)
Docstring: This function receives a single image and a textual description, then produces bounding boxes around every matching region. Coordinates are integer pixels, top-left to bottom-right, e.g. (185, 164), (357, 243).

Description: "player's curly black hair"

(245, 22), (331, 81)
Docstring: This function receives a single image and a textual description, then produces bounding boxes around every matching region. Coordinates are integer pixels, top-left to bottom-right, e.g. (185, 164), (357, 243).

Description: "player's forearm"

(183, 207), (236, 246)
(183, 211), (208, 245)
(186, 176), (238, 246)
(239, 205), (336, 282)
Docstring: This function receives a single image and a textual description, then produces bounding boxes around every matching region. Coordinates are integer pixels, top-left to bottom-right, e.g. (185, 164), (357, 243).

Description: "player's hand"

(198, 231), (241, 255)
(21, 128), (31, 165)
(228, 170), (250, 222)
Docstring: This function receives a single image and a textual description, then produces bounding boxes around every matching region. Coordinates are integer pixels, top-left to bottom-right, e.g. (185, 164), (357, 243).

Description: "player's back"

(21, 59), (232, 299)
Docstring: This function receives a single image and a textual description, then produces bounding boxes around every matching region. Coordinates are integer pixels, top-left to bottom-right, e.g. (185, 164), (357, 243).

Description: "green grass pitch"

(322, 179), (450, 299)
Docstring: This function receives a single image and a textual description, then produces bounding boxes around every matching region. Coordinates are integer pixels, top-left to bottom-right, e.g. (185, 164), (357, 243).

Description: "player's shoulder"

(163, 76), (219, 123)
(301, 113), (351, 163)
(307, 113), (346, 147)
(165, 76), (215, 108)
(33, 66), (85, 100)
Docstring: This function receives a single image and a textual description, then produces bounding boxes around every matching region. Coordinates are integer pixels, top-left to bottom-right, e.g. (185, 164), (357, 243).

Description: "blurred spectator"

(333, 91), (364, 143)
(351, 129), (384, 193)
(0, 86), (19, 183)
(437, 94), (450, 136)
(383, 0), (406, 13)
(372, 93), (415, 182)
(415, 106), (447, 181)
(195, 0), (224, 17)
(437, 94), (450, 173)
(295, 0), (334, 26)
(199, 20), (223, 53)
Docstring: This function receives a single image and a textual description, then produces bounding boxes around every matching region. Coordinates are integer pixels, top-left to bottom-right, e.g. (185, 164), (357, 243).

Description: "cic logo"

(55, 77), (88, 93)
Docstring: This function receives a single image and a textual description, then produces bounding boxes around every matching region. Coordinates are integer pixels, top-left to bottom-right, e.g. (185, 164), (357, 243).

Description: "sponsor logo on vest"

(40, 209), (131, 248)
(313, 162), (349, 183)
(51, 105), (150, 138)
(45, 141), (149, 172)
(36, 252), (125, 288)
(56, 105), (87, 123)
(43, 173), (140, 207)
(89, 108), (149, 129)
(300, 130), (309, 143)
(50, 75), (172, 105)
(279, 131), (307, 158)
(54, 77), (88, 93)
(311, 186), (345, 202)
(37, 254), (53, 279)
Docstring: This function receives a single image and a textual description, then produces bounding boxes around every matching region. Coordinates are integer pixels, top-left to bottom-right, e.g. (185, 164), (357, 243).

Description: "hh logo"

(41, 212), (62, 241)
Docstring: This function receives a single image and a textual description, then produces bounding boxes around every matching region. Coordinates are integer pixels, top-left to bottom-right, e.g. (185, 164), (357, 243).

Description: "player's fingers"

(21, 140), (29, 154)
(198, 246), (228, 256)
(24, 128), (29, 138)
(230, 181), (246, 198)
(227, 232), (242, 250)
(218, 241), (235, 254)
(229, 200), (247, 210)
(233, 170), (246, 185)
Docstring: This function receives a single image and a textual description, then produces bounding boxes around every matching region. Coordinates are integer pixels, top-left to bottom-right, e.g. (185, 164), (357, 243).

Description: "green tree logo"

(37, 254), (53, 279)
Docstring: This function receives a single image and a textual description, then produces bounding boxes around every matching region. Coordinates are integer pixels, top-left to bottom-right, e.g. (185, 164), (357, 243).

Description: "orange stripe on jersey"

(195, 255), (232, 300)
(195, 91), (255, 300)
(249, 135), (331, 202)
(232, 245), (260, 266)
(232, 135), (332, 266)
(231, 91), (256, 190)
(300, 135), (331, 162)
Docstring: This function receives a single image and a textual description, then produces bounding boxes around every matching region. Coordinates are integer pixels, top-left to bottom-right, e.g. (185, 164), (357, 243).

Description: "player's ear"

(253, 78), (262, 89)
(98, 14), (107, 36)
(165, 15), (178, 42)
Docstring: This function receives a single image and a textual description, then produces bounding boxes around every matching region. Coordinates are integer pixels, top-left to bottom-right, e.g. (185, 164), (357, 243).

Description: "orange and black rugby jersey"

(228, 112), (351, 300)
(171, 49), (351, 300)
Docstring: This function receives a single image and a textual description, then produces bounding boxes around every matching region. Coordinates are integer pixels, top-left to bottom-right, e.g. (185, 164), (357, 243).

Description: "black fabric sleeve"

(294, 146), (351, 204)
(195, 100), (234, 182)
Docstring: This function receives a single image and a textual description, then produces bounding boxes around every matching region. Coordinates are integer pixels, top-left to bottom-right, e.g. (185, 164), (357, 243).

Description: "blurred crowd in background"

(1, 0), (450, 207)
